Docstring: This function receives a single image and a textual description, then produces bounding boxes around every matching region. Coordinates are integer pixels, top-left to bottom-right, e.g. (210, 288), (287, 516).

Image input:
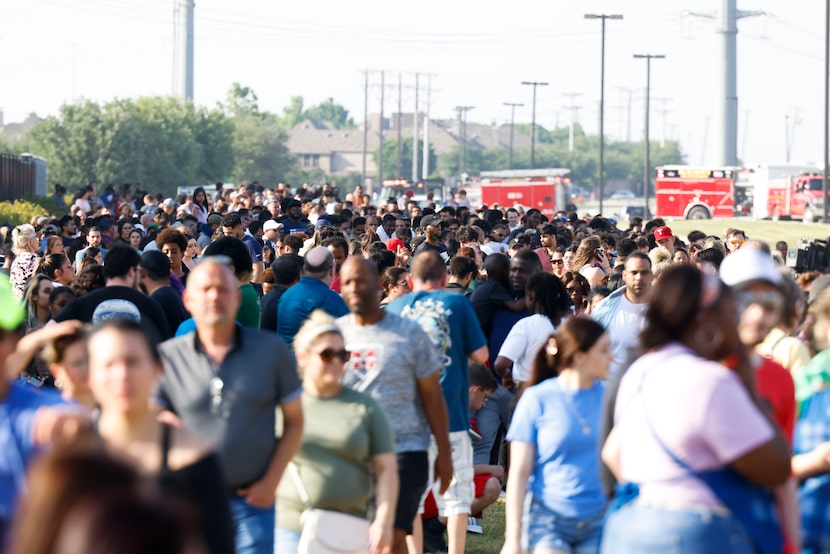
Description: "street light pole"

(824, 0), (829, 222)
(585, 13), (623, 216)
(634, 54), (665, 221)
(521, 81), (549, 169)
(504, 102), (524, 169)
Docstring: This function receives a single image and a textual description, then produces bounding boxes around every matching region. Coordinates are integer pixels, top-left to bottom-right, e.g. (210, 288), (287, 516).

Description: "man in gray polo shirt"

(158, 258), (303, 554)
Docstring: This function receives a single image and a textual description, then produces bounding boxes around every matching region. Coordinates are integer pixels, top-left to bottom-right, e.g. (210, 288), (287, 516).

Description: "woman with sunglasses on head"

(601, 264), (791, 554)
(501, 318), (612, 554)
(551, 247), (567, 278)
(380, 266), (410, 308)
(276, 310), (398, 554)
(87, 319), (234, 554)
(572, 236), (611, 289)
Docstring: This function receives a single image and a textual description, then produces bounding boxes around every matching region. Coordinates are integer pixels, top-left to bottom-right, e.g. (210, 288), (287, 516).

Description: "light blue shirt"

(507, 378), (607, 518)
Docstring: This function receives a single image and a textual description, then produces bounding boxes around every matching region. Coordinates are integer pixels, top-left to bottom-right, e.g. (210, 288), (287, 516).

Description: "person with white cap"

(262, 219), (282, 251)
(720, 246), (800, 553)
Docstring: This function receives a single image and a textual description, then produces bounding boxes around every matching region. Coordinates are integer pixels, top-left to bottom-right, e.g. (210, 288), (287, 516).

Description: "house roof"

(286, 115), (533, 157)
(286, 120), (375, 155)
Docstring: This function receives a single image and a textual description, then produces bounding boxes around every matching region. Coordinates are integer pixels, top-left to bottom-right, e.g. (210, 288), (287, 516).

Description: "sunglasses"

(735, 291), (783, 314)
(316, 348), (351, 363)
(396, 281), (410, 288)
(551, 259), (564, 265)
(729, 239), (745, 246)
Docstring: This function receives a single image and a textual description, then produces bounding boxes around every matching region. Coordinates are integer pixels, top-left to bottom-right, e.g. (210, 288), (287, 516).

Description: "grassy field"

(643, 218), (830, 247)
(427, 499), (506, 554)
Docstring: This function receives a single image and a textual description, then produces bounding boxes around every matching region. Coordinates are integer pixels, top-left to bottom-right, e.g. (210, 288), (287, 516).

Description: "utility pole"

(688, 1), (764, 166)
(585, 13), (623, 215)
(785, 107), (802, 163)
(824, 0), (829, 222)
(503, 102), (524, 169)
(455, 106), (474, 175)
(396, 73), (403, 179)
(362, 70), (369, 188)
(412, 73), (419, 183)
(634, 54), (665, 221)
(174, 0), (194, 101)
(562, 93), (583, 153)
(616, 87), (633, 142)
(653, 97), (672, 148)
(378, 71), (385, 190)
(422, 75), (431, 179)
(521, 81), (549, 169)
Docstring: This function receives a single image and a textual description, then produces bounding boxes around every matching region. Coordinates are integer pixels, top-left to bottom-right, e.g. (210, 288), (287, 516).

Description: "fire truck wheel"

(686, 206), (710, 220)
(804, 206), (817, 223)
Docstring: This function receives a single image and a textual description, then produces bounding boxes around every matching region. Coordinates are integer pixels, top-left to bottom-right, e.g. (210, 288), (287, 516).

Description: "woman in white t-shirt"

(495, 272), (572, 387)
(600, 264), (791, 554)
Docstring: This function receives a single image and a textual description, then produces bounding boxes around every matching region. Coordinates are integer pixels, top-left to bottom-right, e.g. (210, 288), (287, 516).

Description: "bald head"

(341, 256), (378, 279)
(304, 246), (334, 281)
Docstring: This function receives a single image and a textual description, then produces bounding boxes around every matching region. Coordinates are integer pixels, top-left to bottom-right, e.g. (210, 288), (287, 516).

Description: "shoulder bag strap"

(288, 462), (313, 509)
(634, 351), (696, 474)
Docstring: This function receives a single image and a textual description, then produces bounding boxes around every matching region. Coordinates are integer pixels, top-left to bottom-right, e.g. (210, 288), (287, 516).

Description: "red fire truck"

(462, 169), (574, 218)
(766, 172), (827, 222)
(654, 166), (749, 219)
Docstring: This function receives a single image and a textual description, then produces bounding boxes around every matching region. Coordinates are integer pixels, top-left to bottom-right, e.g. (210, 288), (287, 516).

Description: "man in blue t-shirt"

(276, 247), (348, 346)
(222, 213), (264, 285)
(387, 250), (488, 554)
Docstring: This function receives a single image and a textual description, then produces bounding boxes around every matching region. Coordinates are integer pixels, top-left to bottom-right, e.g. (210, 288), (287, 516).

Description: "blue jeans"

(230, 496), (275, 554)
(528, 498), (604, 554)
(601, 502), (755, 554)
(274, 526), (301, 554)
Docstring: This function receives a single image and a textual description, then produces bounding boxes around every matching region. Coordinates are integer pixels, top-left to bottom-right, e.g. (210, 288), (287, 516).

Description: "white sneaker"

(467, 516), (483, 534)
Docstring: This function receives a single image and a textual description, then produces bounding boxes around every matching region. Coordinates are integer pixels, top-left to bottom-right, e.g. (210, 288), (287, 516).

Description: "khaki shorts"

(419, 430), (474, 517)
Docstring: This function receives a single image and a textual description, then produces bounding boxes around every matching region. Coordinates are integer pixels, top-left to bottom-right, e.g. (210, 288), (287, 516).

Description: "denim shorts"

(527, 498), (605, 554)
(600, 501), (755, 554)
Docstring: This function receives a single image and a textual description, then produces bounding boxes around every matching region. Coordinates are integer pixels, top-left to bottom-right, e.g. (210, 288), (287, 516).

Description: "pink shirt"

(614, 343), (774, 508)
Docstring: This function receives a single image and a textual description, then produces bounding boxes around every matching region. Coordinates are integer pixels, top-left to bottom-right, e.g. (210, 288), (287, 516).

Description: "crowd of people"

(0, 179), (828, 554)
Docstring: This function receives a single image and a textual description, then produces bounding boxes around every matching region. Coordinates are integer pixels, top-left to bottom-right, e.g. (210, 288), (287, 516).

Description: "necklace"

(556, 380), (594, 435)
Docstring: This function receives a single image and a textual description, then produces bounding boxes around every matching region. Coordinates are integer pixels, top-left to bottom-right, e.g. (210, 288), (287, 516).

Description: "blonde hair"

(649, 246), (672, 266)
(12, 224), (37, 255)
(293, 310), (343, 355)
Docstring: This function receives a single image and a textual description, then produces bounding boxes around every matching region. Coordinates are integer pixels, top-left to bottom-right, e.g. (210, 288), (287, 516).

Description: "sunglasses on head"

(316, 348), (351, 363)
(735, 290), (783, 314)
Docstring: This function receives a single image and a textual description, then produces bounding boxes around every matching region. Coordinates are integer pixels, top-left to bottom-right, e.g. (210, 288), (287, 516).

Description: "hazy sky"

(1, 0), (824, 168)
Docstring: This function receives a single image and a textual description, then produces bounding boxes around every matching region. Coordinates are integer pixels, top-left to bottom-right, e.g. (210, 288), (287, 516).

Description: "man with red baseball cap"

(653, 225), (675, 253)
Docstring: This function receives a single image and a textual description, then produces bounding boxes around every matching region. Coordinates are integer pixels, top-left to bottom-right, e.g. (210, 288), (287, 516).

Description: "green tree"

(225, 82), (260, 117)
(280, 96), (305, 130)
(26, 100), (106, 187)
(374, 138), (437, 181)
(24, 97), (235, 196)
(304, 98), (356, 129)
(224, 85), (297, 185)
